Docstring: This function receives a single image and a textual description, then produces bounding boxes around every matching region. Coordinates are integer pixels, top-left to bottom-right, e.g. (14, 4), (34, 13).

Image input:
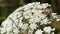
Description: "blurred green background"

(0, 0), (60, 34)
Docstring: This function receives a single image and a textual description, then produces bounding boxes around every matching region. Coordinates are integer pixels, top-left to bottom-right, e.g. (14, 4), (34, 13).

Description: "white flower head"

(57, 19), (60, 21)
(51, 32), (54, 34)
(22, 24), (28, 30)
(40, 17), (51, 25)
(35, 29), (43, 34)
(43, 26), (55, 34)
(41, 3), (51, 9)
(0, 2), (56, 34)
(51, 13), (58, 18)
(29, 23), (38, 30)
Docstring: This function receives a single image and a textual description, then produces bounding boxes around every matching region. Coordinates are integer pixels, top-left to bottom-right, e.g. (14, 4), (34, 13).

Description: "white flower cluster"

(35, 29), (43, 34)
(35, 26), (55, 34)
(43, 26), (55, 34)
(0, 2), (60, 34)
